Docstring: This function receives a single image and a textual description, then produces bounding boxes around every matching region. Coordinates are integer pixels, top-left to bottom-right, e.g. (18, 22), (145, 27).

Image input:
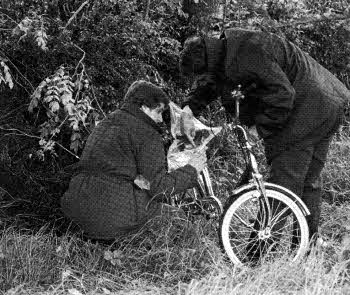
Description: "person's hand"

(188, 148), (207, 174)
(180, 107), (196, 147)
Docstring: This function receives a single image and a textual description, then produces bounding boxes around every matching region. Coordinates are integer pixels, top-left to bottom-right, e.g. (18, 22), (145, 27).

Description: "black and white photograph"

(1, 0), (350, 294)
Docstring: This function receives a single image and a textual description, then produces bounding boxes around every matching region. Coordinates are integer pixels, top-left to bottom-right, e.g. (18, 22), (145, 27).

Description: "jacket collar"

(121, 103), (163, 134)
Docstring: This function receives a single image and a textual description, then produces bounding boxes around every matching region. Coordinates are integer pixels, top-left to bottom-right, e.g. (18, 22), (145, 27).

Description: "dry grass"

(323, 125), (350, 204)
(2, 208), (350, 295)
(2, 128), (350, 294)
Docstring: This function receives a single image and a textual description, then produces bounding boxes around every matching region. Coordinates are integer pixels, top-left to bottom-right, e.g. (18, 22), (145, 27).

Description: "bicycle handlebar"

(231, 87), (245, 121)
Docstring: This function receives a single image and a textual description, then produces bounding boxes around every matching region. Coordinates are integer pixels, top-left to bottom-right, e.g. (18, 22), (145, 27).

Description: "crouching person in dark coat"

(61, 80), (206, 240)
(179, 28), (350, 240)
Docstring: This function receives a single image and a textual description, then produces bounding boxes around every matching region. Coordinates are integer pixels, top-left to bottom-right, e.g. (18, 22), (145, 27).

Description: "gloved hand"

(180, 106), (196, 147)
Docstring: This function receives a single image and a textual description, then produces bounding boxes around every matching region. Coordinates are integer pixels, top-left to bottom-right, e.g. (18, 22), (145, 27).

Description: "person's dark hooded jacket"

(181, 28), (349, 160)
(61, 93), (198, 240)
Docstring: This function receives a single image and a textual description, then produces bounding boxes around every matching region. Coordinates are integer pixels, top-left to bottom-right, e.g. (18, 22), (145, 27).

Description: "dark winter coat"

(61, 103), (198, 239)
(185, 28), (349, 159)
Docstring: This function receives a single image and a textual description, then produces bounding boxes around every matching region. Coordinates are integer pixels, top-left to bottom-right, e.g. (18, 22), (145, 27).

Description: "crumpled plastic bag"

(167, 102), (222, 172)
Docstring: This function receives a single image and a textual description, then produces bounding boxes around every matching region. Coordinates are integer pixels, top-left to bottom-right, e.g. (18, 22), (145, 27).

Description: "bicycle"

(167, 90), (310, 266)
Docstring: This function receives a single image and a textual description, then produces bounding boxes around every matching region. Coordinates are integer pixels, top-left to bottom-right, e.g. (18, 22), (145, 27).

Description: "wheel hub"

(258, 227), (271, 240)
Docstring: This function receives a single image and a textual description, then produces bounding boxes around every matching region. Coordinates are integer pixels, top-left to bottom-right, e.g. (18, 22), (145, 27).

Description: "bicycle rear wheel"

(219, 184), (309, 266)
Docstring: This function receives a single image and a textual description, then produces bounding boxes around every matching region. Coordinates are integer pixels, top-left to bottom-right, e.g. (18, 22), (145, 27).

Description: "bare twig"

(90, 84), (107, 119)
(0, 104), (27, 122)
(0, 126), (39, 138)
(73, 43), (86, 72)
(52, 142), (80, 159)
(70, 44), (106, 122)
(0, 11), (18, 25)
(62, 0), (89, 30)
(48, 115), (69, 142)
(0, 126), (80, 159)
(84, 69), (106, 119)
(72, 43), (86, 103)
(0, 186), (15, 200)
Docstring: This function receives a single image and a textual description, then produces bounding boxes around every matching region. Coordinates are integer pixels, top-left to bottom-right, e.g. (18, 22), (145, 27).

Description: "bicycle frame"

(166, 92), (311, 265)
(187, 91), (273, 226)
(191, 121), (272, 225)
(229, 92), (272, 227)
(229, 124), (271, 227)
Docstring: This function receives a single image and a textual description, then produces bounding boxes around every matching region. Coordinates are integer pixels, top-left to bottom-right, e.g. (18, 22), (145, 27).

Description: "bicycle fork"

(195, 166), (224, 215)
(250, 159), (272, 228)
(238, 126), (272, 230)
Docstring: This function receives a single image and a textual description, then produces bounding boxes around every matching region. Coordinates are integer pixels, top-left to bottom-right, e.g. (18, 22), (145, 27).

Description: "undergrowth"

(1, 126), (350, 294)
(2, 203), (350, 295)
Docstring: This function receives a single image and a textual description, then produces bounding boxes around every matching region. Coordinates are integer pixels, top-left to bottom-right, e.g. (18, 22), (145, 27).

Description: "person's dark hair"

(179, 36), (207, 76)
(124, 80), (169, 109)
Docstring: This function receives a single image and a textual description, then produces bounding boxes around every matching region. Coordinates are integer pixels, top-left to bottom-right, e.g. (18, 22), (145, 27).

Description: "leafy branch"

(12, 12), (48, 51)
(28, 65), (103, 159)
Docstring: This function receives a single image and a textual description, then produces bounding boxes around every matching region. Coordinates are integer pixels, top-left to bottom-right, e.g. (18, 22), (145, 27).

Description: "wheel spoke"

(273, 218), (299, 234)
(270, 206), (290, 227)
(220, 188), (308, 265)
(233, 213), (256, 230)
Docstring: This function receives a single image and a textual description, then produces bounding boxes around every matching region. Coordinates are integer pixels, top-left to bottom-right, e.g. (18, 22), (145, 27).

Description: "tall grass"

(2, 208), (350, 295)
(323, 125), (350, 204)
(1, 128), (350, 294)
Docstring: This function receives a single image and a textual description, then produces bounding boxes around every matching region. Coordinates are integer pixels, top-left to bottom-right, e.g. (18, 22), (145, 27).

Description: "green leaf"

(0, 61), (13, 89)
(3, 66), (13, 89)
(71, 132), (81, 141)
(61, 92), (73, 105)
(0, 72), (5, 84)
(49, 101), (60, 112)
(70, 140), (80, 153)
(46, 89), (59, 96)
(35, 28), (48, 51)
(69, 118), (80, 131)
(65, 103), (75, 115)
(50, 128), (60, 135)
(28, 97), (38, 112)
(47, 85), (60, 93)
(44, 95), (55, 103)
(52, 76), (61, 84)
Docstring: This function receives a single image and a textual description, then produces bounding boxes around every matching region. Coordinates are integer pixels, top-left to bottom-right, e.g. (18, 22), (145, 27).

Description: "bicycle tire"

(219, 183), (309, 266)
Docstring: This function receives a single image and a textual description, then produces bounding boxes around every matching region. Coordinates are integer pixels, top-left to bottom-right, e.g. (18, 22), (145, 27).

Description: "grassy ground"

(1, 127), (350, 295)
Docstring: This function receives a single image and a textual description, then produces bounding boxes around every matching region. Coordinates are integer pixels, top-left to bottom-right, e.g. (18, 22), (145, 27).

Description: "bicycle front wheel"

(219, 184), (309, 266)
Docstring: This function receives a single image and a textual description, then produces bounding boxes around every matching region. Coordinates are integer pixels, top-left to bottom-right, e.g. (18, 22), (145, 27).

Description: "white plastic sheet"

(167, 102), (222, 172)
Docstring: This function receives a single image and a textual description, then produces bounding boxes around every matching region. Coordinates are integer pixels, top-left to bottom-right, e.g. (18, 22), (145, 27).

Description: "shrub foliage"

(1, 0), (350, 221)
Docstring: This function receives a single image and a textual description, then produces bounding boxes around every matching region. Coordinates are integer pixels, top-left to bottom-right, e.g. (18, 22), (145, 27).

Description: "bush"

(1, 0), (350, 227)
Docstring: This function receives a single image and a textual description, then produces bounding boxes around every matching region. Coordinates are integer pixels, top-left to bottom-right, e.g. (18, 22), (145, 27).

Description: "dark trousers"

(267, 136), (332, 239)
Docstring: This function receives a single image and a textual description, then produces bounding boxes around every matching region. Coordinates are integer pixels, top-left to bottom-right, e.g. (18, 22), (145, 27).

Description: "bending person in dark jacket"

(61, 80), (206, 240)
(179, 28), (349, 240)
